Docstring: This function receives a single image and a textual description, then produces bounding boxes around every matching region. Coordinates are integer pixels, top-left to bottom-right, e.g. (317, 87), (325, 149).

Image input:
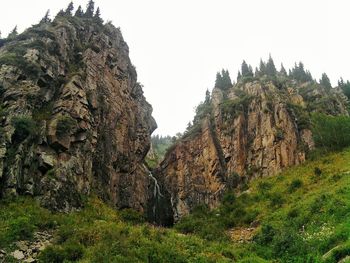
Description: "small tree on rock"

(320, 73), (332, 91)
(265, 54), (277, 76)
(241, 60), (253, 78)
(94, 7), (104, 24)
(75, 5), (84, 17)
(7, 26), (18, 39)
(280, 63), (287, 76)
(65, 2), (74, 16)
(85, 0), (95, 18)
(40, 10), (51, 24)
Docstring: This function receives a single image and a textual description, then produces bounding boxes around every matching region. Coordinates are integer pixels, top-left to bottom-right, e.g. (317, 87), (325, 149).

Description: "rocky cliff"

(158, 76), (349, 220)
(0, 14), (156, 212)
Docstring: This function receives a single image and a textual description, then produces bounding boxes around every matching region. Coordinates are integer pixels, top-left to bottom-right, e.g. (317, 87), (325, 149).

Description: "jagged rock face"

(159, 79), (349, 219)
(0, 16), (156, 212)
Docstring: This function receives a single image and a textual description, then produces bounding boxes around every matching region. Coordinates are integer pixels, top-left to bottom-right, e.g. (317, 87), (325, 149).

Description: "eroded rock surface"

(0, 16), (156, 212)
(159, 79), (349, 219)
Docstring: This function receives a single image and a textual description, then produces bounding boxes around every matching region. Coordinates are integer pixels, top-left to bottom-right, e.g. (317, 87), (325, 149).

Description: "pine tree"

(0, 31), (4, 47)
(215, 72), (223, 89)
(7, 26), (18, 39)
(215, 70), (231, 90)
(94, 7), (103, 24)
(254, 67), (259, 78)
(221, 69), (232, 90)
(205, 89), (211, 104)
(290, 62), (313, 83)
(320, 73), (332, 90)
(85, 0), (95, 17)
(265, 54), (276, 76)
(75, 5), (84, 17)
(56, 9), (65, 17)
(280, 63), (287, 76)
(259, 59), (266, 76)
(237, 71), (242, 82)
(40, 10), (51, 24)
(340, 79), (350, 99)
(65, 1), (74, 16)
(241, 60), (249, 77)
(241, 60), (253, 77)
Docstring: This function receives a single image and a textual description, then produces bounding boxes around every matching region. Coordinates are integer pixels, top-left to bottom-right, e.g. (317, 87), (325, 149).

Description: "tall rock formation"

(158, 76), (349, 220)
(0, 14), (156, 212)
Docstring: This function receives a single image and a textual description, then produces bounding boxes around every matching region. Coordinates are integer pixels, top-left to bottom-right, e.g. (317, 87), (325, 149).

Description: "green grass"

(176, 148), (350, 262)
(1, 149), (350, 262)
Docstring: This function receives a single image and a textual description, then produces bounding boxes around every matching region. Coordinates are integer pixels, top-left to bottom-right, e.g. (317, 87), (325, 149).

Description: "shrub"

(8, 216), (36, 241)
(314, 167), (322, 176)
(0, 53), (41, 78)
(288, 179), (303, 193)
(56, 115), (77, 137)
(38, 246), (65, 263)
(11, 115), (37, 143)
(227, 172), (240, 190)
(275, 128), (284, 141)
(311, 113), (350, 151)
(39, 242), (84, 263)
(269, 192), (285, 208)
(119, 208), (145, 224)
(254, 224), (275, 245)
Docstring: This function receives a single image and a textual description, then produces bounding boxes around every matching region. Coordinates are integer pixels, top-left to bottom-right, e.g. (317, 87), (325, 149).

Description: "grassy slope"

(176, 149), (350, 262)
(1, 149), (350, 262)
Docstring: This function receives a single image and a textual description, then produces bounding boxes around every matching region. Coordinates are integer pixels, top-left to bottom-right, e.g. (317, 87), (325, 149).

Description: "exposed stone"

(159, 79), (349, 220)
(12, 250), (25, 260)
(0, 16), (156, 213)
(24, 257), (36, 263)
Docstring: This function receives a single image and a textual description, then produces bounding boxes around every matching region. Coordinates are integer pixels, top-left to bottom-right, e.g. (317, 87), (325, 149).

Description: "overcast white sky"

(1, 0), (350, 135)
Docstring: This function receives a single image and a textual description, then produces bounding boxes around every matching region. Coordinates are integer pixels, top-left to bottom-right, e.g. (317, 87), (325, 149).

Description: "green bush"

(119, 208), (145, 224)
(254, 224), (275, 245)
(269, 192), (285, 208)
(39, 242), (84, 262)
(39, 246), (65, 263)
(311, 113), (350, 151)
(314, 167), (322, 176)
(11, 115), (37, 143)
(56, 115), (77, 137)
(0, 53), (40, 78)
(288, 179), (303, 193)
(8, 216), (36, 241)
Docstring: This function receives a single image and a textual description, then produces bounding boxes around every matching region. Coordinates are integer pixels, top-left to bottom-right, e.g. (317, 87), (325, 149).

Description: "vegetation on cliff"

(1, 147), (350, 262)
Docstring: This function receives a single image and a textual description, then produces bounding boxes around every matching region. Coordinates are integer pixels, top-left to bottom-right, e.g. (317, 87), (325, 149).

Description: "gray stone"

(16, 241), (29, 251)
(24, 257), (36, 263)
(12, 250), (25, 260)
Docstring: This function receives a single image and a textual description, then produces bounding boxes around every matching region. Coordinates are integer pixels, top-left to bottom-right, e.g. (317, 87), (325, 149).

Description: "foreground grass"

(0, 197), (265, 262)
(1, 149), (350, 262)
(176, 149), (350, 262)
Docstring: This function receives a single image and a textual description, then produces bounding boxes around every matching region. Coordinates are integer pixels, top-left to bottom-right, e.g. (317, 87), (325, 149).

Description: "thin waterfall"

(144, 164), (174, 226)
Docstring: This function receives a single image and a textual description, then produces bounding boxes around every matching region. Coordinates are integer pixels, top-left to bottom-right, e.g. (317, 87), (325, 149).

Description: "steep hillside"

(0, 11), (156, 212)
(157, 68), (349, 220)
(1, 148), (349, 262)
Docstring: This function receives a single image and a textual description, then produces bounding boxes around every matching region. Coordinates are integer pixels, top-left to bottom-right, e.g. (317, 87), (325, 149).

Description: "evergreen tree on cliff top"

(280, 63), (287, 76)
(215, 69), (232, 90)
(265, 54), (277, 76)
(40, 10), (51, 24)
(320, 73), (332, 91)
(85, 0), (95, 17)
(241, 60), (253, 78)
(65, 1), (74, 16)
(7, 26), (18, 39)
(94, 7), (104, 24)
(75, 5), (84, 17)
